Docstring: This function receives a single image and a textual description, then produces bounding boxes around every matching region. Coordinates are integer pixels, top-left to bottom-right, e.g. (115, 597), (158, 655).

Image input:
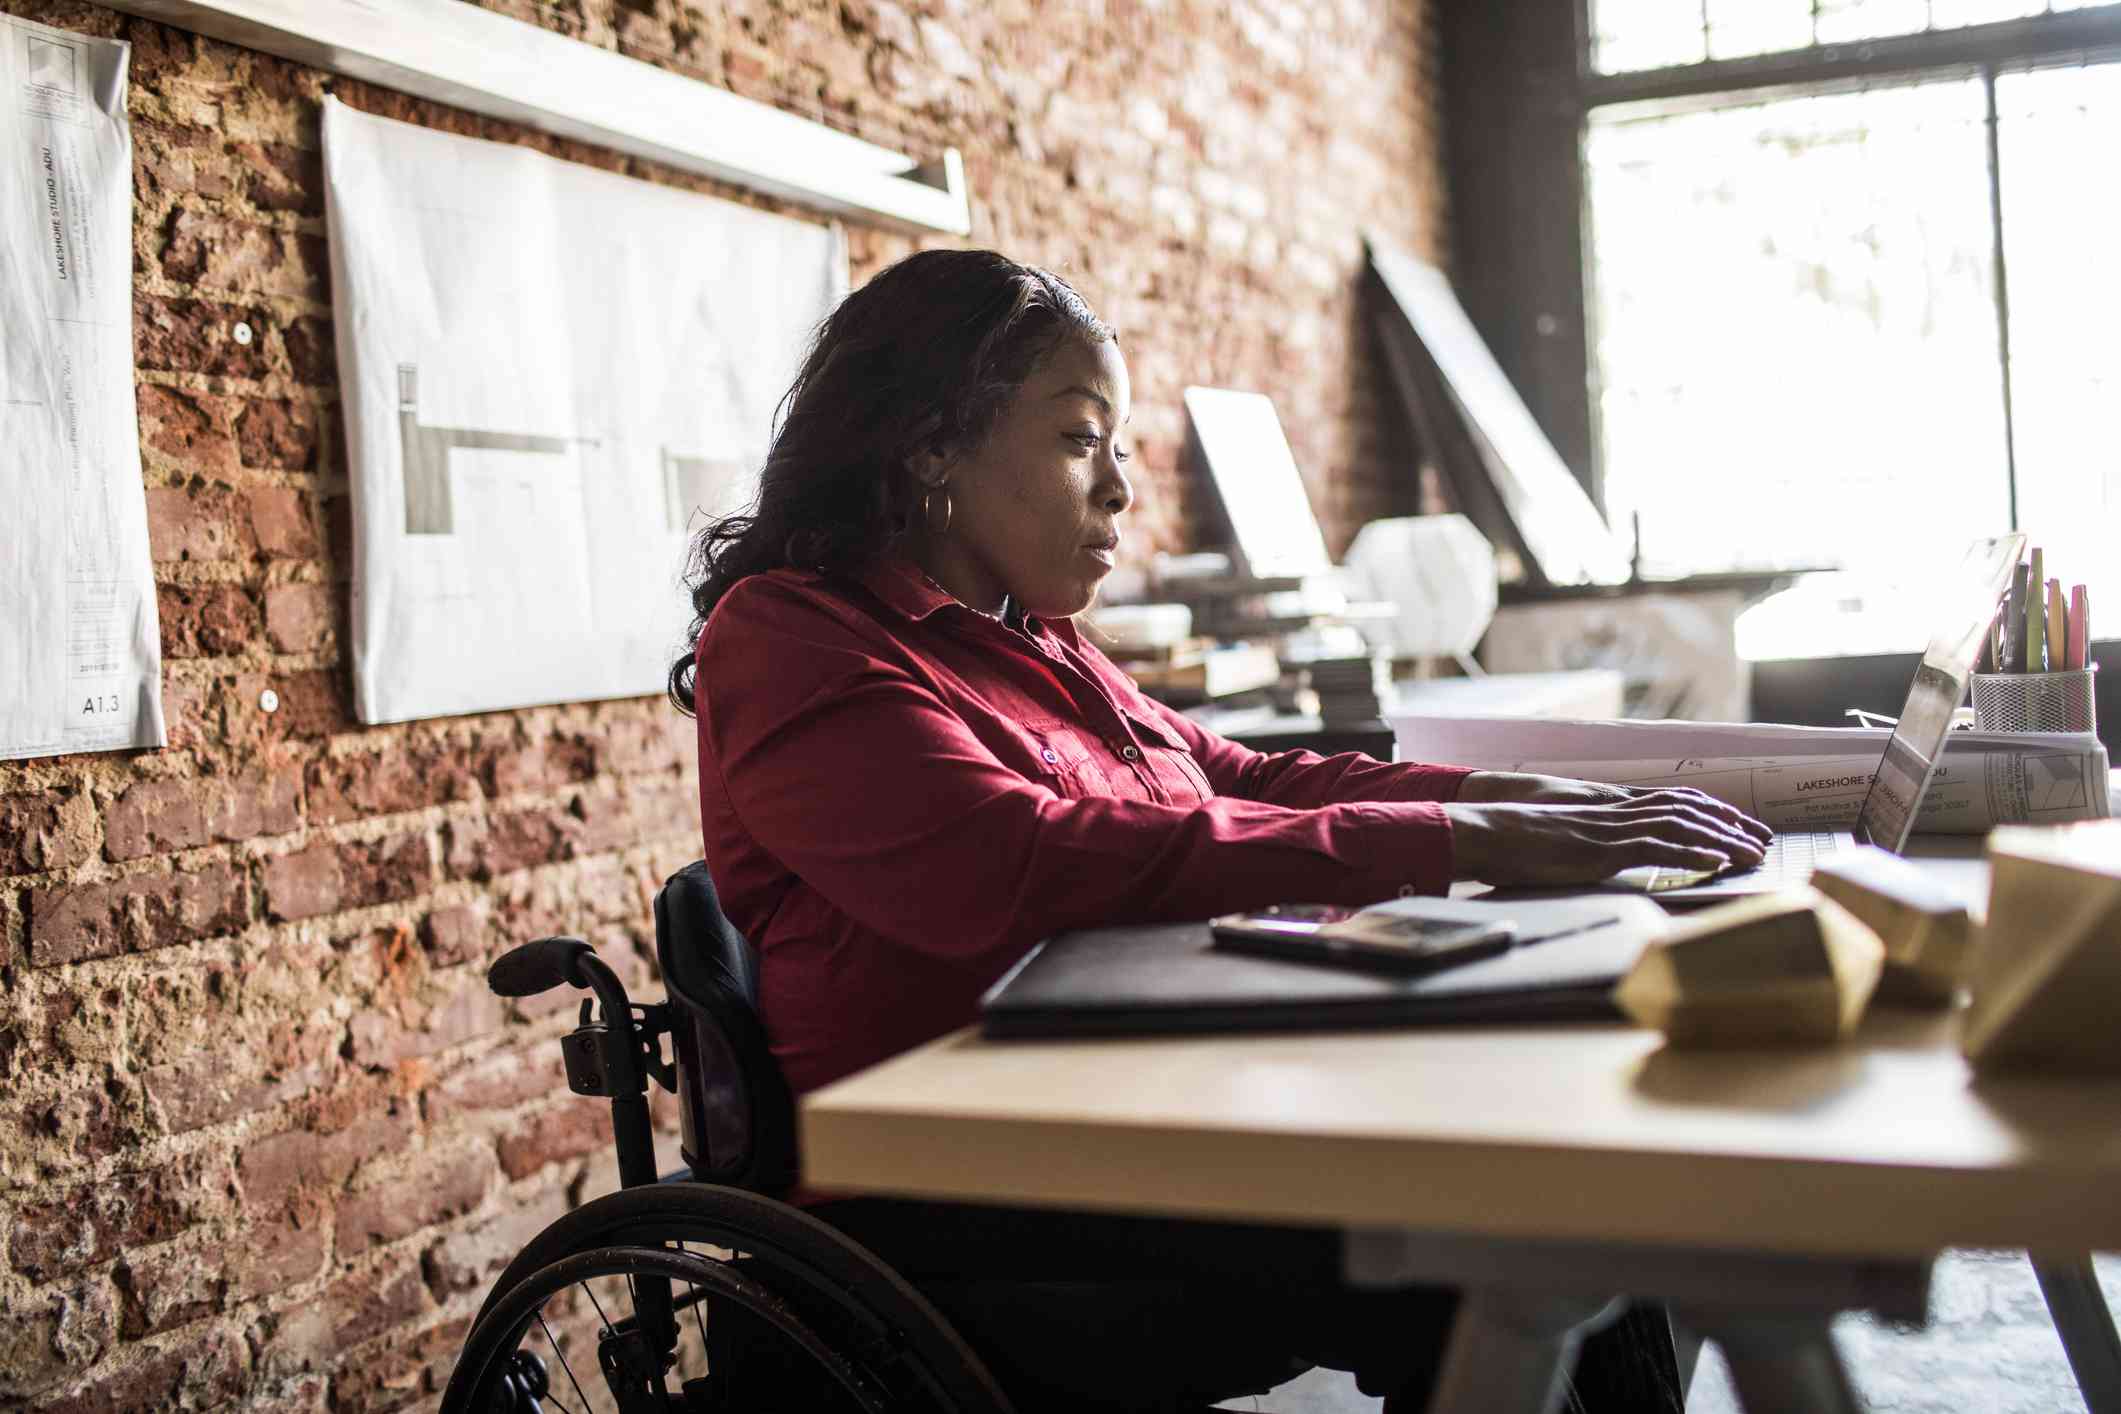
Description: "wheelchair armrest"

(488, 936), (595, 997)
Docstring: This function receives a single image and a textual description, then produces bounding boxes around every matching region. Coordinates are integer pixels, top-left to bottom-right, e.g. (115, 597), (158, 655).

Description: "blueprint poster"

(0, 17), (164, 761)
(321, 98), (845, 724)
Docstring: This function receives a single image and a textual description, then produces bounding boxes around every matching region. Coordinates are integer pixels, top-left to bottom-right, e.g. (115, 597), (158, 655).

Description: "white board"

(322, 98), (845, 724)
(0, 18), (165, 761)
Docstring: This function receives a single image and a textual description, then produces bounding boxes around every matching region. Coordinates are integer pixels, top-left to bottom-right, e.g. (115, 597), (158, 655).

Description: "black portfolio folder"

(979, 895), (1672, 1039)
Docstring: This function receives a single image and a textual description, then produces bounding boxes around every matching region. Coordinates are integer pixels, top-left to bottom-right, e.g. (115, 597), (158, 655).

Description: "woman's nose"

(1098, 457), (1134, 515)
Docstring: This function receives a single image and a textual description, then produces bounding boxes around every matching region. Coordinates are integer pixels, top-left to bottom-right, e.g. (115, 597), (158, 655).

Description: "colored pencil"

(2047, 580), (2067, 672)
(2026, 547), (2046, 672)
(2068, 585), (2091, 670)
(2006, 560), (2029, 673)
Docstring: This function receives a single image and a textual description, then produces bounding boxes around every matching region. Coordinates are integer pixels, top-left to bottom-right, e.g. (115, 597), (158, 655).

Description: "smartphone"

(1208, 903), (1516, 976)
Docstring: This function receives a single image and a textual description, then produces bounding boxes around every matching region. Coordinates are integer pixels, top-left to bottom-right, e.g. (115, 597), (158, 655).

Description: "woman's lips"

(1083, 545), (1116, 569)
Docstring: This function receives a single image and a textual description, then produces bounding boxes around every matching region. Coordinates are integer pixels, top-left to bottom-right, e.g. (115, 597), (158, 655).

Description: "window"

(1563, 3), (2121, 654)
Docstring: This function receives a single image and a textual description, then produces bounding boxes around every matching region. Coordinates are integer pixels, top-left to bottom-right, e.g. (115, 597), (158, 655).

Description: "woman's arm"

(1138, 696), (1473, 806)
(703, 581), (1457, 971)
(1136, 698), (1771, 884)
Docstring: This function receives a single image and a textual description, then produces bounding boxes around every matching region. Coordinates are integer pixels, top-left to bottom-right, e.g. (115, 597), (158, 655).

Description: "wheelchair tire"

(439, 1181), (1014, 1414)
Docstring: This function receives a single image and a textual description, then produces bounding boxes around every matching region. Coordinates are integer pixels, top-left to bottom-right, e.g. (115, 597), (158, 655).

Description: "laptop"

(1616, 533), (2026, 903)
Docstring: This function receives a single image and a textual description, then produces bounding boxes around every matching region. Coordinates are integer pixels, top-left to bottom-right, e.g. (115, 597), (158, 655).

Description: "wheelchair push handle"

(487, 936), (595, 997)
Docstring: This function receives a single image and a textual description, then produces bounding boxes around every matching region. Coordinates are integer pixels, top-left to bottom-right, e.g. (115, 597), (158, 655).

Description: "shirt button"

(1042, 748), (1060, 764)
(1121, 745), (1142, 762)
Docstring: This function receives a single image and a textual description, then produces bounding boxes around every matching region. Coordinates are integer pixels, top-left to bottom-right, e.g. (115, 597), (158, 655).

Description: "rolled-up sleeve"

(702, 582), (1456, 971)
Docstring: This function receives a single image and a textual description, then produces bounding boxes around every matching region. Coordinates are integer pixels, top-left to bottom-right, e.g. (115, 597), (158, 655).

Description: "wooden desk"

(801, 848), (2121, 1412)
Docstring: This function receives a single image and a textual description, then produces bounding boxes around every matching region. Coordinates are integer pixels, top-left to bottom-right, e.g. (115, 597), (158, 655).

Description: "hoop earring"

(922, 484), (952, 535)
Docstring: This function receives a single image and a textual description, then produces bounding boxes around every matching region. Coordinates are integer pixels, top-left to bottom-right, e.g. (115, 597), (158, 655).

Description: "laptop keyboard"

(1642, 830), (1843, 893)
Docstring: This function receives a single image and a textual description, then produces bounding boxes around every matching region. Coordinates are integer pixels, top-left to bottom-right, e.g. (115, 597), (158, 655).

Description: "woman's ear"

(909, 443), (952, 489)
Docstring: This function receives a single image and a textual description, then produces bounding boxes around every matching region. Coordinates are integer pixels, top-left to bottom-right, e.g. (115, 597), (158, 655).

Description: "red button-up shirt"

(695, 556), (1472, 1096)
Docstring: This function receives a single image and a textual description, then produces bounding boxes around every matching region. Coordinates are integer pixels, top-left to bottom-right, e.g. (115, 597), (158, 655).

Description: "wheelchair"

(441, 863), (1305, 1414)
(439, 861), (1016, 1413)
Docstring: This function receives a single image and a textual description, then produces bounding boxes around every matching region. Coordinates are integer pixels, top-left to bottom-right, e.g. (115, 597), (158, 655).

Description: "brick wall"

(0, 1), (1446, 1408)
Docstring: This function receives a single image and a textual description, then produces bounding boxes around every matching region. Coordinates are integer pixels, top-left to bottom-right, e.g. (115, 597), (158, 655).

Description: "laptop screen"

(1856, 534), (2027, 852)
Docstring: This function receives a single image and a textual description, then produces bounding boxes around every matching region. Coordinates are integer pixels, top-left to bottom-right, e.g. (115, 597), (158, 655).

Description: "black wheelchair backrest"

(653, 862), (798, 1194)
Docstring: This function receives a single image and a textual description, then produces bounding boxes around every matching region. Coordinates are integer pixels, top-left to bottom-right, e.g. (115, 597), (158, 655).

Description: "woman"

(673, 249), (1767, 1411)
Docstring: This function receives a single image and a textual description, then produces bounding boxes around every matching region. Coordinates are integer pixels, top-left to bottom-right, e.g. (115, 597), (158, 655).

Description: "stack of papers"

(1392, 716), (2111, 834)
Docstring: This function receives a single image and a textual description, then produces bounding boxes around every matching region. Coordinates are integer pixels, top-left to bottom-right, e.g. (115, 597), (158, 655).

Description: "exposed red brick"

(283, 314), (337, 386)
(263, 581), (335, 654)
(136, 383), (239, 473)
(143, 1052), (320, 1135)
(420, 903), (485, 967)
(422, 1187), (567, 1296)
(254, 669), (351, 742)
(115, 1237), (226, 1336)
(27, 1075), (141, 1161)
(445, 808), (581, 883)
(108, 771), (301, 860)
(305, 743), (476, 826)
(597, 712), (687, 775)
(9, 1159), (216, 1281)
(0, 1280), (118, 1400)
(248, 485), (319, 557)
(144, 484), (257, 563)
(349, 976), (504, 1072)
(134, 294), (272, 380)
(263, 833), (429, 922)
(0, 790), (97, 876)
(424, 1046), (563, 1124)
(105, 777), (207, 857)
(480, 732), (600, 796)
(27, 864), (248, 967)
(135, 120), (234, 204)
(237, 1103), (415, 1212)
(495, 1100), (607, 1180)
(202, 769), (304, 844)
(159, 207), (326, 300)
(328, 1261), (430, 1357)
(329, 1341), (428, 1414)
(37, 1343), (186, 1414)
(155, 581), (262, 658)
(235, 139), (322, 214)
(227, 1214), (328, 1303)
(237, 399), (321, 472)
(157, 673), (215, 751)
(333, 1145), (493, 1253)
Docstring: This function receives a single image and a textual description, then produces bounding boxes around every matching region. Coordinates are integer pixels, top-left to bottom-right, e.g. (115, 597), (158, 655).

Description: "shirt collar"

(855, 554), (959, 623)
(853, 553), (1083, 647)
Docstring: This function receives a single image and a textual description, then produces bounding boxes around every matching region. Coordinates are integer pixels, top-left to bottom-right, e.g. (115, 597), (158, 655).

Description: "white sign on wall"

(0, 18), (165, 762)
(322, 97), (845, 724)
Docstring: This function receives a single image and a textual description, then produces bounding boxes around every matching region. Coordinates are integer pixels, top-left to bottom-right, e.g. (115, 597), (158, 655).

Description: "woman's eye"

(1070, 431), (1128, 462)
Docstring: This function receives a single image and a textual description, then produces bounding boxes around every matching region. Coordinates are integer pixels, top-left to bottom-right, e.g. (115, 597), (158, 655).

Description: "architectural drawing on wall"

(0, 16), (166, 761)
(323, 97), (844, 724)
(396, 364), (573, 534)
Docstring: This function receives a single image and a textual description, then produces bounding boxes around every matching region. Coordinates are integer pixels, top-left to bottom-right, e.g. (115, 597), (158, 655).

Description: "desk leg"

(2033, 1255), (2121, 1414)
(1427, 1289), (1622, 1414)
(1677, 1312), (1862, 1414)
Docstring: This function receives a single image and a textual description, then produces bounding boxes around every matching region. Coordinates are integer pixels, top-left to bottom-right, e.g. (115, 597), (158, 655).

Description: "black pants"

(812, 1197), (1685, 1413)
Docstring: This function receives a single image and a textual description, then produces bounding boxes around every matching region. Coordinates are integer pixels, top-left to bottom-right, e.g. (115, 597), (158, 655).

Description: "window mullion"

(1983, 63), (2022, 530)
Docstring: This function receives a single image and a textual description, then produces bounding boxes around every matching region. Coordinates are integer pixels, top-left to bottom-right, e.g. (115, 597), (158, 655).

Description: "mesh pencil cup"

(1969, 666), (2098, 734)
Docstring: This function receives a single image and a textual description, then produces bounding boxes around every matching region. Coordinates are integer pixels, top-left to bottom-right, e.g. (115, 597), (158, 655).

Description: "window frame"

(1442, 0), (2121, 527)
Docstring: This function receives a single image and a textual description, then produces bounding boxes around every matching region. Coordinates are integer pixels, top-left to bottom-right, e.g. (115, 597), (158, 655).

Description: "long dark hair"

(667, 248), (1113, 715)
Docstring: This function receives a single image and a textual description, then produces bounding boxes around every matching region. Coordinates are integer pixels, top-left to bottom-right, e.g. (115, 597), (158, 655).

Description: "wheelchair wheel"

(438, 1182), (1014, 1414)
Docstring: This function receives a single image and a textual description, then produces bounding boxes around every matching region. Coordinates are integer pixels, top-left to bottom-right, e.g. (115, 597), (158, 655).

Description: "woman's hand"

(1445, 774), (1772, 886)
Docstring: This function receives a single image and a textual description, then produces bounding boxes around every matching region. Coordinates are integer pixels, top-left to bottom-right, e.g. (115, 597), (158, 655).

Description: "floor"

(1236, 1250), (2120, 1412)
